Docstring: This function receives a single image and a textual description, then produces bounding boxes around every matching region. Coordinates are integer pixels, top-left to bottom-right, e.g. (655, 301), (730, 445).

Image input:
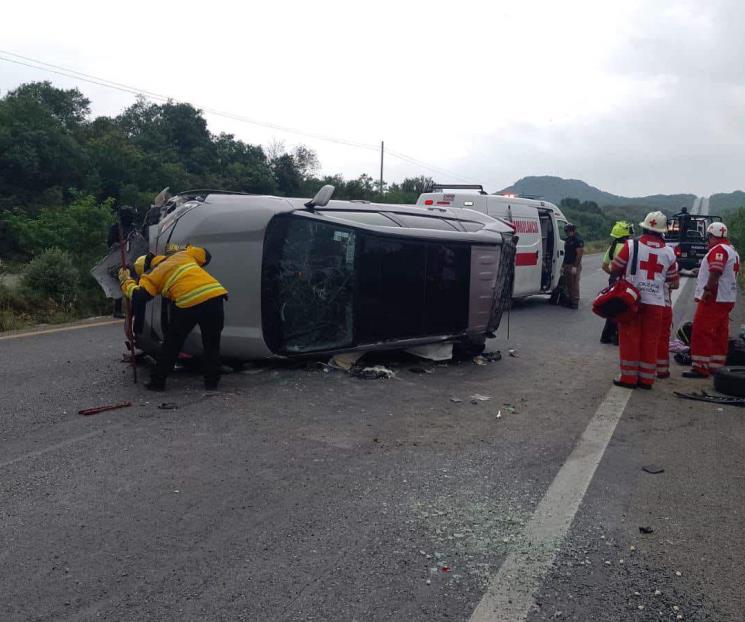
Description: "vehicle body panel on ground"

(416, 188), (568, 298)
(94, 190), (516, 361)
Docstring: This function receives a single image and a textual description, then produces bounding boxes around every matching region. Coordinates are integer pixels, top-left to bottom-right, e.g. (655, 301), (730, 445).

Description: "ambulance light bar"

(430, 183), (488, 195)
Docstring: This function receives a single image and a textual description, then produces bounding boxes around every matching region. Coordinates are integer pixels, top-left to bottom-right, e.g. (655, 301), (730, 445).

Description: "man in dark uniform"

(107, 206), (137, 319)
(674, 206), (691, 241)
(562, 223), (584, 309)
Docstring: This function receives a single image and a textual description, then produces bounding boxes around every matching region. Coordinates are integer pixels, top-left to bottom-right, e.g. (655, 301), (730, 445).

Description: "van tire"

(713, 366), (745, 397)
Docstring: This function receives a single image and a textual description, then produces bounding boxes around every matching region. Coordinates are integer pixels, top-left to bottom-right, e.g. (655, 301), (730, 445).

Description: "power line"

(0, 50), (478, 183)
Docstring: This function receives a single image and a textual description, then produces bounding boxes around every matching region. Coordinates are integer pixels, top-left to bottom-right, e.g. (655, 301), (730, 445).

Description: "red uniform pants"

(618, 303), (665, 387)
(690, 300), (734, 376)
(656, 306), (673, 378)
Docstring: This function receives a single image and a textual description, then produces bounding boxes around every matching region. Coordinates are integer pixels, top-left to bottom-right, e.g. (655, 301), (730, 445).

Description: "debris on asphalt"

(502, 404), (517, 414)
(158, 402), (178, 410)
(674, 390), (745, 407)
(78, 402), (132, 416)
(328, 352), (365, 371)
(409, 366), (434, 374)
(350, 365), (396, 380)
(642, 464), (665, 474)
(450, 397), (463, 403)
(675, 571), (682, 576)
(473, 355), (488, 366)
(496, 410), (502, 419)
(639, 526), (654, 534)
(469, 394), (491, 402)
(483, 351), (502, 362)
(508, 348), (519, 357)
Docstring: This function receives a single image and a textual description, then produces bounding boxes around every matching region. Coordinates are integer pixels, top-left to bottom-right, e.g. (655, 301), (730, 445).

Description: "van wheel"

(713, 367), (745, 397)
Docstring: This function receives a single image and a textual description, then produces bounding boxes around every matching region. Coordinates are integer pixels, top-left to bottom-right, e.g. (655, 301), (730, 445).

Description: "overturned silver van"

(95, 187), (517, 361)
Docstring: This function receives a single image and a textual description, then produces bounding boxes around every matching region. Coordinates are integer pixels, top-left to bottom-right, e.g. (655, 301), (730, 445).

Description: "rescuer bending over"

(119, 246), (228, 391)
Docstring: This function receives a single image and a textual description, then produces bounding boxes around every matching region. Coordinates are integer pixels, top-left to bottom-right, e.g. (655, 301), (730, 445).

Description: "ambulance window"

(394, 215), (459, 231)
(558, 220), (569, 240)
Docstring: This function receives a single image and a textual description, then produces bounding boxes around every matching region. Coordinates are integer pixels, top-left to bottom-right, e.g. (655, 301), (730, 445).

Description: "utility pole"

(379, 140), (384, 200)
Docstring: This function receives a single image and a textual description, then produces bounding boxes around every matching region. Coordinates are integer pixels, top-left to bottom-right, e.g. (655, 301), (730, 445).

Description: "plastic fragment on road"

(473, 355), (488, 365)
(674, 390), (745, 407)
(158, 402), (179, 410)
(350, 365), (396, 380)
(639, 526), (654, 534)
(409, 366), (434, 374)
(78, 402), (132, 416)
(642, 464), (665, 474)
(668, 339), (689, 353)
(469, 394), (491, 402)
(328, 351), (365, 371)
(508, 348), (518, 357)
(406, 343), (453, 361)
(450, 397), (463, 403)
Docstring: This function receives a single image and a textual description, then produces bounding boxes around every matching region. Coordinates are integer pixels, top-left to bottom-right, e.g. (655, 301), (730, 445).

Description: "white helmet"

(639, 211), (667, 233)
(707, 222), (728, 238)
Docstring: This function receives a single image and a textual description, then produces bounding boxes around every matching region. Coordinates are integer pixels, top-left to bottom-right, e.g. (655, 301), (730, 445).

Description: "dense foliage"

(0, 81), (432, 264)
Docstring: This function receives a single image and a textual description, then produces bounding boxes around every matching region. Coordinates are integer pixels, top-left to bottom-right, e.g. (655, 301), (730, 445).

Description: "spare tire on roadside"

(713, 366), (745, 397)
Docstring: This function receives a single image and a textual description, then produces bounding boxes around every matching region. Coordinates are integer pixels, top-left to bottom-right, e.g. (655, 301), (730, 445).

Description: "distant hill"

(709, 191), (745, 212)
(499, 176), (696, 212)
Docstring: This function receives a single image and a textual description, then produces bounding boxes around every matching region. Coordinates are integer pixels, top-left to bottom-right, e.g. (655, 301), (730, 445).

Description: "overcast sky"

(1, 0), (743, 196)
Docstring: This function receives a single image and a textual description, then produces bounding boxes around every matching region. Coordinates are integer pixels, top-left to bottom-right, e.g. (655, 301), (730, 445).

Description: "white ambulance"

(416, 185), (569, 298)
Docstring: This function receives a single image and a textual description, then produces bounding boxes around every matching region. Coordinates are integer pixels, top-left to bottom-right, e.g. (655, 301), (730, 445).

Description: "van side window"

(557, 220), (569, 241)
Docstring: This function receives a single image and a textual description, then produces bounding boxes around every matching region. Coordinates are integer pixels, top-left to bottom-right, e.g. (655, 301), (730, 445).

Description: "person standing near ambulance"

(610, 211), (679, 389)
(600, 221), (633, 344)
(683, 222), (740, 378)
(562, 223), (584, 309)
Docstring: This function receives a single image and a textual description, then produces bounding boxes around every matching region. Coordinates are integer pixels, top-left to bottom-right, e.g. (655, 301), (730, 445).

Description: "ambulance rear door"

(479, 199), (539, 296)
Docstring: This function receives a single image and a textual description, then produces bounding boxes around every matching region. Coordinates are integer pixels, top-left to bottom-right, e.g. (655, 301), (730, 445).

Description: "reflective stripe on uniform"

(638, 371), (656, 380)
(174, 283), (226, 307)
(162, 262), (199, 296)
(638, 362), (656, 370)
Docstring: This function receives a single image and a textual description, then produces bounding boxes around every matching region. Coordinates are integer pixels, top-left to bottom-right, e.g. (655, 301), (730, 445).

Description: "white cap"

(707, 222), (728, 238)
(639, 211), (668, 233)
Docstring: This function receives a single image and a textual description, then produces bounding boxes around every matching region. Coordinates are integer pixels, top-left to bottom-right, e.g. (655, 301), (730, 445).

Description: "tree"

(0, 82), (90, 205)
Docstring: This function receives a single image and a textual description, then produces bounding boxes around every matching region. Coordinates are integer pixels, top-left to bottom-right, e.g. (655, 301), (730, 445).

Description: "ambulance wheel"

(713, 366), (745, 397)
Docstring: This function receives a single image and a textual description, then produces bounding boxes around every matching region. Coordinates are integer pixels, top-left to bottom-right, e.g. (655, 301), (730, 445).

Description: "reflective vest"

(611, 236), (678, 307)
(125, 246), (228, 308)
(696, 242), (740, 303)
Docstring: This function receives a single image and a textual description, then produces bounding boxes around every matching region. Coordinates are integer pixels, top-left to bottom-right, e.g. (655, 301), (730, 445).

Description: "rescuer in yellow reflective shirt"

(119, 245), (228, 391)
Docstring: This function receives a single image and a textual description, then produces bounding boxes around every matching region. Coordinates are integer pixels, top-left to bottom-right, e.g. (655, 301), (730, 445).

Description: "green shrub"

(21, 248), (79, 306)
(1, 193), (115, 265)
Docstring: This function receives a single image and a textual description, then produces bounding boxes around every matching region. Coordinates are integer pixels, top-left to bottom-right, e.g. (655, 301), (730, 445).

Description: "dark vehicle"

(664, 214), (723, 270)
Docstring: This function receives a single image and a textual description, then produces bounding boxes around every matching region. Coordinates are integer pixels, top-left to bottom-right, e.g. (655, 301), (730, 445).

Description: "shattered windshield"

(262, 215), (356, 353)
(262, 213), (472, 355)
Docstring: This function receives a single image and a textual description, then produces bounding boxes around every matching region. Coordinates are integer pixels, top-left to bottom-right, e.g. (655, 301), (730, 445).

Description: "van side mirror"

(305, 185), (335, 210)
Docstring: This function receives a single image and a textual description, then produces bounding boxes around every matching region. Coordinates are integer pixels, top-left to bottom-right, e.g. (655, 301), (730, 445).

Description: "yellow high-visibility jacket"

(121, 246), (227, 308)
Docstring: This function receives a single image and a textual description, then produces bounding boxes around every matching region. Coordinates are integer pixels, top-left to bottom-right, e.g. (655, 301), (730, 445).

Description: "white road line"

(0, 430), (102, 469)
(470, 201), (701, 621)
(0, 318), (122, 341)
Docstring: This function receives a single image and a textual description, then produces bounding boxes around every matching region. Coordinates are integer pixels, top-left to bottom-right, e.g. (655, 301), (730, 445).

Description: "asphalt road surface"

(2, 210), (744, 621)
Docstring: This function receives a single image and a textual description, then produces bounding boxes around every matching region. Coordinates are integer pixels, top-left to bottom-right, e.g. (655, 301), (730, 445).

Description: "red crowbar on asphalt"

(78, 402), (132, 416)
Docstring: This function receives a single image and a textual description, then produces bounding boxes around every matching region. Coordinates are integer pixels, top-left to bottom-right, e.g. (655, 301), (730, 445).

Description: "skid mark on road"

(0, 430), (102, 469)
(470, 212), (700, 621)
(0, 319), (121, 341)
